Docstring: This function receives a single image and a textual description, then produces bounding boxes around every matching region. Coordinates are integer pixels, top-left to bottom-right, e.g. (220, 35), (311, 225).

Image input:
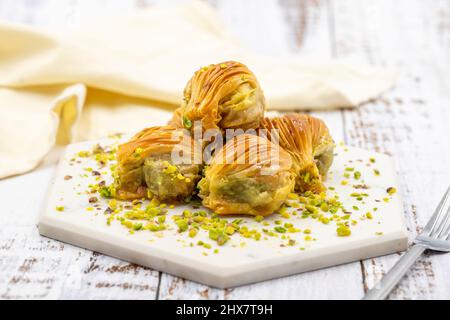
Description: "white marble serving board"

(39, 138), (408, 288)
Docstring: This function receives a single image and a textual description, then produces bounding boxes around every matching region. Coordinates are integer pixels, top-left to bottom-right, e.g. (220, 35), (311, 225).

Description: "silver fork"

(363, 184), (450, 300)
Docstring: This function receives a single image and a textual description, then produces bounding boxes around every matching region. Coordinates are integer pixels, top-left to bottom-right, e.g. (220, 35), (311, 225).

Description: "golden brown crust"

(117, 126), (184, 165)
(175, 61), (265, 133)
(259, 114), (334, 193)
(168, 106), (184, 128)
(198, 134), (295, 216)
(115, 125), (200, 200)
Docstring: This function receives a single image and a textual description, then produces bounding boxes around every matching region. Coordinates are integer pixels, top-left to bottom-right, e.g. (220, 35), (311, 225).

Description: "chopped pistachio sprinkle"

(182, 117), (193, 129)
(387, 187), (397, 195)
(274, 226), (286, 233)
(337, 225), (351, 237)
(255, 215), (264, 222)
(64, 143), (391, 253)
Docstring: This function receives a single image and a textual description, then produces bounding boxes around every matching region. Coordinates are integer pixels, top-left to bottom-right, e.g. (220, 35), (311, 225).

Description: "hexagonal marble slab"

(39, 138), (408, 288)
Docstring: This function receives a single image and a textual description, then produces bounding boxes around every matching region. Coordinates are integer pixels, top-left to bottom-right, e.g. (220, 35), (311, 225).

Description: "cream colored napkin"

(0, 0), (396, 179)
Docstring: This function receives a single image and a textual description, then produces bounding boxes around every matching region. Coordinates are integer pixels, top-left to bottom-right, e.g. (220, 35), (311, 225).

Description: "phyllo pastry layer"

(170, 61), (265, 134)
(115, 125), (202, 201)
(260, 114), (334, 193)
(198, 134), (295, 216)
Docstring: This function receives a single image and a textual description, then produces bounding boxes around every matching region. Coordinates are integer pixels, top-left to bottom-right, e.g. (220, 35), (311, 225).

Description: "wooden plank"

(157, 0), (365, 300)
(0, 0), (161, 300)
(0, 0), (145, 26)
(0, 0), (361, 300)
(0, 166), (160, 299)
(331, 0), (450, 299)
(4, 0), (447, 300)
(279, 0), (333, 56)
(213, 0), (292, 55)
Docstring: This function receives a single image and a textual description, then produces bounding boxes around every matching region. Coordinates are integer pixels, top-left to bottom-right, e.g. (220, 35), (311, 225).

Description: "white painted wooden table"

(1, 0), (450, 300)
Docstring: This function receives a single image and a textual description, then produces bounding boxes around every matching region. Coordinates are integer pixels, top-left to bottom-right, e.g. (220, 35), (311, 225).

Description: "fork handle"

(363, 244), (427, 300)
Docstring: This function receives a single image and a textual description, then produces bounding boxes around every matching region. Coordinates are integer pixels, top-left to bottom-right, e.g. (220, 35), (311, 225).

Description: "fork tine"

(444, 218), (450, 240)
(435, 204), (450, 239)
(425, 184), (450, 236)
(441, 203), (450, 240)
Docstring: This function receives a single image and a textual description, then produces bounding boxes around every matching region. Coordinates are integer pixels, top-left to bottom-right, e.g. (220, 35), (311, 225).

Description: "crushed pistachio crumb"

(255, 215), (264, 222)
(387, 187), (397, 195)
(274, 226), (286, 233)
(182, 117), (192, 129)
(337, 225), (351, 237)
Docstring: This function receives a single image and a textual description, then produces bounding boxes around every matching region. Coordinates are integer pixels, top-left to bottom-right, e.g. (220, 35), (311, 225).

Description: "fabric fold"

(0, 84), (85, 178)
(0, 0), (397, 179)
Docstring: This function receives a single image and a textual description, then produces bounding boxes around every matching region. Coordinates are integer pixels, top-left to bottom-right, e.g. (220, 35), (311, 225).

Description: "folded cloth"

(0, 0), (396, 179)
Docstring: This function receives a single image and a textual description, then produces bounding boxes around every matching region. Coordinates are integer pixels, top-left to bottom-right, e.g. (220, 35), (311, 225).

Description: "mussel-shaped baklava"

(169, 61), (265, 133)
(260, 114), (334, 193)
(114, 125), (202, 201)
(198, 134), (295, 216)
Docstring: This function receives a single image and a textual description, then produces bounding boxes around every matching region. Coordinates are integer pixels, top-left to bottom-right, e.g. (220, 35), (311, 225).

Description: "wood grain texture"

(157, 0), (364, 300)
(331, 0), (450, 299)
(0, 167), (160, 300)
(0, 0), (449, 299)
